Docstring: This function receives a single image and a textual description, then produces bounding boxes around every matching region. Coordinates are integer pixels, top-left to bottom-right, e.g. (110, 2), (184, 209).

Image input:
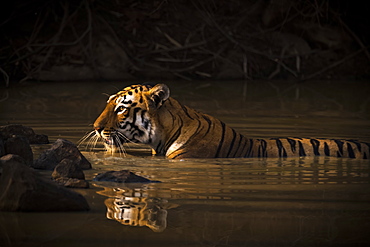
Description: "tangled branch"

(0, 0), (368, 84)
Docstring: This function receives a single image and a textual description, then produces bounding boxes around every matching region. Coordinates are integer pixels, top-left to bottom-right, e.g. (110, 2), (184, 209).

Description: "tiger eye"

(117, 106), (125, 112)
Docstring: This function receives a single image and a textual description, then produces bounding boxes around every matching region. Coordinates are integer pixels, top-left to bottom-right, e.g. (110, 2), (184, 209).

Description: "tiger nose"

(94, 126), (104, 135)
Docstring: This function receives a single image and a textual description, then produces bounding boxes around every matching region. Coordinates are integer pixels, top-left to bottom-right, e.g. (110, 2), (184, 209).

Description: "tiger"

(93, 83), (370, 159)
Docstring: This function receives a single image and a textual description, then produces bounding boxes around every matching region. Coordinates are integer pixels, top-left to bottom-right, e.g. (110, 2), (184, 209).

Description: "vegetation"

(1, 0), (369, 86)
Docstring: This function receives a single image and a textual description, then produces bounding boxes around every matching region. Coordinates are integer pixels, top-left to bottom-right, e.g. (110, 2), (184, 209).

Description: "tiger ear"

(148, 84), (170, 108)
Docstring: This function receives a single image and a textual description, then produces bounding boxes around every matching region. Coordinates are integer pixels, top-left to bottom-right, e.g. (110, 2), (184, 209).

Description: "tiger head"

(93, 84), (170, 150)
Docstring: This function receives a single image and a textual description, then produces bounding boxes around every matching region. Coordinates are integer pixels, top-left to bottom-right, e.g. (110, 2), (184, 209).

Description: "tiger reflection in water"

(96, 186), (171, 232)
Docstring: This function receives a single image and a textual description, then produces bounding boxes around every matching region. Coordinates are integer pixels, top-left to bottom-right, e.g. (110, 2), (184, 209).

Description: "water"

(1, 80), (370, 246)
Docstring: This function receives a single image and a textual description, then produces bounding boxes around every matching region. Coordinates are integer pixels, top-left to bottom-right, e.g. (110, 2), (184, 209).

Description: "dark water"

(1, 80), (370, 247)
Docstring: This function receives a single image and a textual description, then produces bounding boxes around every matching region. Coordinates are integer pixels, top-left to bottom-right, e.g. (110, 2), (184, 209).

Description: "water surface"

(1, 80), (370, 246)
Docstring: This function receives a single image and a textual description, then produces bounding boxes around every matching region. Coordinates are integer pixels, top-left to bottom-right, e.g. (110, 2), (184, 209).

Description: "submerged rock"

(0, 124), (49, 144)
(94, 170), (159, 183)
(54, 177), (90, 188)
(4, 136), (33, 166)
(0, 154), (90, 211)
(33, 139), (91, 170)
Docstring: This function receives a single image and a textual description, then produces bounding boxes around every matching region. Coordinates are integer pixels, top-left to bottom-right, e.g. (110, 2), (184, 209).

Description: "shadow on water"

(1, 80), (370, 246)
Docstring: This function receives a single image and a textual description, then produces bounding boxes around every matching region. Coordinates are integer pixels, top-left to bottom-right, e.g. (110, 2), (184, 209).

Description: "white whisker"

(88, 134), (99, 152)
(78, 128), (134, 156)
(78, 131), (96, 150)
(113, 135), (125, 157)
(77, 130), (95, 147)
(78, 130), (106, 153)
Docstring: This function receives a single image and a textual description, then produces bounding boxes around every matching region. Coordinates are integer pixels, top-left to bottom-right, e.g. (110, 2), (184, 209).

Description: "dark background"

(1, 0), (369, 85)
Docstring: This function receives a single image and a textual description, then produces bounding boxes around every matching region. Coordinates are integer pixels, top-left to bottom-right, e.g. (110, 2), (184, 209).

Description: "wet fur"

(88, 84), (370, 159)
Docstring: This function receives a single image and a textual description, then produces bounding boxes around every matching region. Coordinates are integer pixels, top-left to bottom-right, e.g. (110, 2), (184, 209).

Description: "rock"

(33, 139), (91, 170)
(0, 153), (26, 164)
(0, 124), (34, 139)
(94, 170), (158, 183)
(54, 177), (89, 189)
(0, 124), (49, 144)
(4, 136), (33, 166)
(52, 158), (85, 180)
(0, 154), (90, 211)
(52, 158), (88, 189)
(29, 133), (49, 144)
(32, 149), (58, 170)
